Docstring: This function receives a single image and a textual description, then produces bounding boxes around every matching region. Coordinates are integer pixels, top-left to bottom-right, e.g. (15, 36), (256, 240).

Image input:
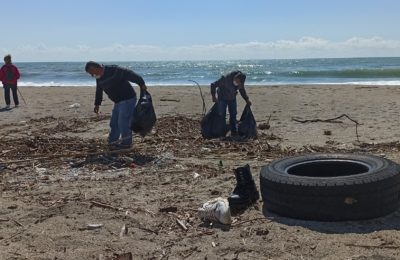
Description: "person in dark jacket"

(0, 54), (20, 108)
(210, 71), (251, 135)
(85, 61), (147, 149)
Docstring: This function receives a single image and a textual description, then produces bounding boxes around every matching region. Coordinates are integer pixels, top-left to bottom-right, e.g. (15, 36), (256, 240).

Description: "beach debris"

(7, 205), (18, 210)
(159, 206), (178, 213)
(324, 130), (332, 136)
(68, 103), (81, 108)
(35, 167), (47, 175)
(114, 252), (133, 260)
(176, 218), (188, 231)
(292, 114), (361, 141)
(160, 98), (180, 102)
(198, 197), (231, 225)
(119, 224), (128, 238)
(193, 172), (200, 179)
(258, 123), (270, 130)
(87, 224), (103, 230)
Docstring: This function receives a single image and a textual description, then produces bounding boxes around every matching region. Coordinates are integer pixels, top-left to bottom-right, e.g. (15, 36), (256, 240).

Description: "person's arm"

(14, 66), (20, 80)
(0, 67), (4, 81)
(238, 86), (251, 106)
(94, 84), (103, 113)
(118, 67), (147, 91)
(210, 77), (222, 102)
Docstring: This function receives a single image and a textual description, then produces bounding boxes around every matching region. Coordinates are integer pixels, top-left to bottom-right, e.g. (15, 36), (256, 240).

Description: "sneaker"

(5, 105), (10, 109)
(198, 197), (231, 225)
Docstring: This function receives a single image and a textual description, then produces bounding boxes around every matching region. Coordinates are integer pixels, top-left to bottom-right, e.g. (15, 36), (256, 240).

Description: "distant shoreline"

(16, 83), (400, 88)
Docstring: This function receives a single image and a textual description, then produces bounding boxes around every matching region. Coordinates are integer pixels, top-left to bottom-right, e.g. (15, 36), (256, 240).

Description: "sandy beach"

(1, 84), (400, 259)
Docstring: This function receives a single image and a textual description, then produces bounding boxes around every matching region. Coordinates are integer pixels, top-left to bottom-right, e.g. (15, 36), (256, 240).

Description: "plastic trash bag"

(238, 104), (257, 139)
(131, 90), (156, 137)
(201, 103), (228, 139)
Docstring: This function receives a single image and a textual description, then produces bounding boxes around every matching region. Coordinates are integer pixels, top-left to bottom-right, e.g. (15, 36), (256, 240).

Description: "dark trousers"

(4, 84), (19, 106)
(218, 99), (238, 133)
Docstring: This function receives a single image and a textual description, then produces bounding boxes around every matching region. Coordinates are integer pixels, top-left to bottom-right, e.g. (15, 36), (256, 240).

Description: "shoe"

(228, 164), (260, 210)
(5, 105), (10, 109)
(14, 105), (19, 108)
(198, 197), (231, 225)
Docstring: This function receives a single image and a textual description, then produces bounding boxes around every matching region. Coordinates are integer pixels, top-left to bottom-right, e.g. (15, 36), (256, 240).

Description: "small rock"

(8, 205), (18, 210)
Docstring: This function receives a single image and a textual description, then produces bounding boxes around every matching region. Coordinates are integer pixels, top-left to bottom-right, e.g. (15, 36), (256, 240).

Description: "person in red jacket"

(0, 54), (20, 108)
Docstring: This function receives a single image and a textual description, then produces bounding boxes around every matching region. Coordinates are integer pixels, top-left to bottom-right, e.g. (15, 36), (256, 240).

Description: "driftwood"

(292, 114), (360, 142)
(176, 219), (188, 231)
(160, 98), (180, 102)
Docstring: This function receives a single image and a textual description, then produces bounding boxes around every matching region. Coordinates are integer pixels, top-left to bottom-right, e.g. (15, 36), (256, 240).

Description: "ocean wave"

(290, 68), (400, 78)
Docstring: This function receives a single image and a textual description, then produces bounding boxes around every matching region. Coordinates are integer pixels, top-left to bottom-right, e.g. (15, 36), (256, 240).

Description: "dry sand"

(1, 85), (400, 260)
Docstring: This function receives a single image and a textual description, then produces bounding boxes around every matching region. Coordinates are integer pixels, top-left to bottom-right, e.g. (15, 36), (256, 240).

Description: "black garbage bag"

(131, 90), (156, 137)
(201, 103), (228, 139)
(238, 104), (257, 139)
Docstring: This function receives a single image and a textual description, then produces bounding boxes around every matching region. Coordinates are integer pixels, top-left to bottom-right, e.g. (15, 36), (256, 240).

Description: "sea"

(13, 57), (400, 87)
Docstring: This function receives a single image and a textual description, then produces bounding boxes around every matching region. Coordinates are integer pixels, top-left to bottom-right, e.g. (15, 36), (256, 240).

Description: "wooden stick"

(160, 98), (180, 102)
(176, 219), (188, 231)
(292, 114), (360, 141)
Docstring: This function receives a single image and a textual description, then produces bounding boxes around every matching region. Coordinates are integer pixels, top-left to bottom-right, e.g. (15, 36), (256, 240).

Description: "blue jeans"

(109, 97), (137, 147)
(218, 99), (237, 133)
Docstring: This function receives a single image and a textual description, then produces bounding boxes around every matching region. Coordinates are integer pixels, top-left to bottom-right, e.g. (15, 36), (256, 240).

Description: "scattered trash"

(119, 224), (128, 238)
(86, 224), (103, 230)
(258, 123), (270, 130)
(35, 167), (47, 175)
(201, 147), (212, 152)
(176, 218), (188, 231)
(114, 252), (133, 260)
(193, 172), (200, 179)
(68, 103), (81, 108)
(198, 197), (231, 225)
(219, 160), (223, 167)
(159, 206), (178, 213)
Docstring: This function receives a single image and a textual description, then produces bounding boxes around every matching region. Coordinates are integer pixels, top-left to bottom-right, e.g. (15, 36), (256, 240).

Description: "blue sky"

(2, 0), (400, 61)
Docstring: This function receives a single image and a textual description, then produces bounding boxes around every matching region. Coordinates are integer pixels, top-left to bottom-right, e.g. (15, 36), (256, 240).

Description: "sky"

(1, 0), (400, 61)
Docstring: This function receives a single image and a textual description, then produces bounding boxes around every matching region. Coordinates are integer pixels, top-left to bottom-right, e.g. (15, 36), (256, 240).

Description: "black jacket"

(210, 71), (249, 101)
(95, 65), (145, 106)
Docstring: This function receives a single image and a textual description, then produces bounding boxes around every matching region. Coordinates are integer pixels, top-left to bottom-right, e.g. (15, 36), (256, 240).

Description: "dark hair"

(85, 61), (102, 72)
(4, 54), (11, 61)
(234, 72), (246, 83)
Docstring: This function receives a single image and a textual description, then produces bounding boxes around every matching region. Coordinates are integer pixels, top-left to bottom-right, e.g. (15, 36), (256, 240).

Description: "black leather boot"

(228, 164), (260, 210)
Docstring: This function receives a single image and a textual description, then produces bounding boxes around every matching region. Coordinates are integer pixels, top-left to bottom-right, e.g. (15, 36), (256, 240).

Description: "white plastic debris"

(87, 224), (103, 230)
(68, 103), (81, 108)
(35, 167), (47, 175)
(193, 172), (200, 179)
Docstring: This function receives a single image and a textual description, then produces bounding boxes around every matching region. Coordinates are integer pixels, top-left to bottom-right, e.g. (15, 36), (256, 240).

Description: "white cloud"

(2, 37), (400, 61)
